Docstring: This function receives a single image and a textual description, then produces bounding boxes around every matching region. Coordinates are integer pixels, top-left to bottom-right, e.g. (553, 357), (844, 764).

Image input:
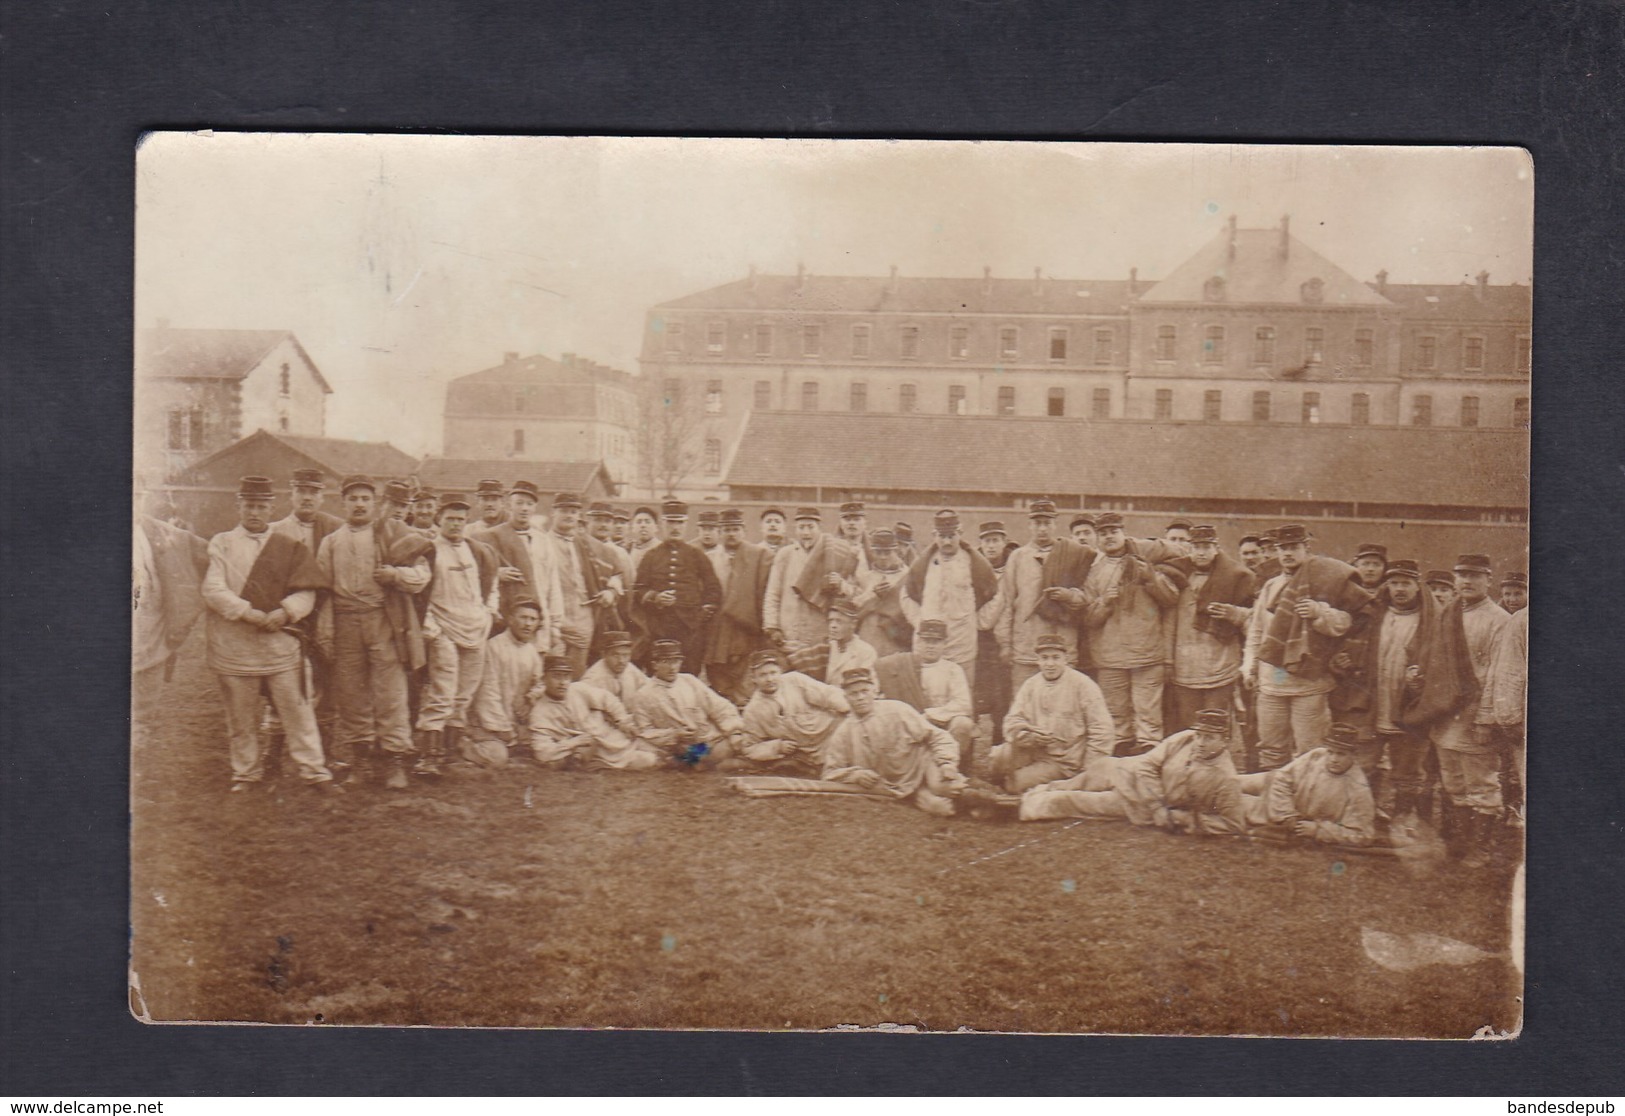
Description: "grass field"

(130, 634), (1522, 1036)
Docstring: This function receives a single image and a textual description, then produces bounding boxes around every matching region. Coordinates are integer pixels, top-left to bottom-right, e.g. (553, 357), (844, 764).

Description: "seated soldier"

(1238, 722), (1377, 847)
(580, 629), (647, 705)
(736, 649), (851, 775)
(992, 634), (1115, 793)
(460, 598), (545, 768)
(821, 667), (968, 817)
(823, 598), (878, 684)
(629, 638), (745, 768)
(527, 654), (662, 771)
(1004, 708), (1246, 834)
(873, 619), (976, 772)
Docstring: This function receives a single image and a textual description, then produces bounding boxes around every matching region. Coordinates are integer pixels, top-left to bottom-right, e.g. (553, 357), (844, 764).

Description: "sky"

(136, 135), (1533, 457)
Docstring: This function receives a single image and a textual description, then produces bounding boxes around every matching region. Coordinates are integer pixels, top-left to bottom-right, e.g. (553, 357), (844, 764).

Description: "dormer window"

(1203, 276), (1227, 302)
(1300, 277), (1325, 304)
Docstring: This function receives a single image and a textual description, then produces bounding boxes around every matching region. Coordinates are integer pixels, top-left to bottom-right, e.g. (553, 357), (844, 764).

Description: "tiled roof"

(137, 328), (332, 392)
(1137, 228), (1392, 307)
(171, 430), (419, 486)
(414, 456), (613, 494)
(654, 274), (1152, 317)
(1375, 282), (1531, 322)
(725, 411), (1527, 510)
(452, 353), (631, 385)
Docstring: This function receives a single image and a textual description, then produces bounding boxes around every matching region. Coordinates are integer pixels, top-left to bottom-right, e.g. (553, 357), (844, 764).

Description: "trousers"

(1097, 664), (1165, 753)
(1255, 688), (1332, 770)
(218, 670), (331, 784)
(418, 634), (486, 732)
(332, 609), (414, 754)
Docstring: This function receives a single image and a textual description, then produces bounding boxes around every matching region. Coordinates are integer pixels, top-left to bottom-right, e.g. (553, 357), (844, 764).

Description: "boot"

(412, 729), (444, 778)
(1462, 810), (1493, 869)
(1390, 790), (1420, 838)
(384, 754), (411, 791)
(1439, 802), (1462, 857)
(442, 724), (462, 767)
(347, 741), (375, 786)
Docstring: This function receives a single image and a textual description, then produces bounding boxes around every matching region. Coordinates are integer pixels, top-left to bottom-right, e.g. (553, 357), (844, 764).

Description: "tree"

(632, 372), (705, 498)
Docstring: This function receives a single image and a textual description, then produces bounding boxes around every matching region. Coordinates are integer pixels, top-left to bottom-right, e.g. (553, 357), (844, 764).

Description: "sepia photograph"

(130, 135), (1530, 1036)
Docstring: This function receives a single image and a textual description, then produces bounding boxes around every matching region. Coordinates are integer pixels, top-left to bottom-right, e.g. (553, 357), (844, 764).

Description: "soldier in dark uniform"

(631, 499), (723, 674)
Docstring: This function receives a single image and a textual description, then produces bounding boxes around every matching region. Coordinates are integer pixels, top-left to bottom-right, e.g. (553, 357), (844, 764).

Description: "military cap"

(1028, 497), (1058, 519)
(1423, 569), (1456, 588)
(509, 479), (542, 501)
(718, 507), (745, 527)
(747, 648), (782, 670)
(1323, 723), (1362, 753)
(1354, 542), (1388, 562)
(600, 630), (633, 649)
(435, 491), (472, 513)
(893, 522), (915, 541)
(1034, 634), (1069, 654)
(1189, 524), (1219, 543)
(380, 479), (415, 505)
(978, 520), (1008, 539)
(696, 509), (721, 527)
(339, 474), (376, 495)
(1094, 511), (1124, 529)
(1193, 708), (1231, 735)
(1454, 553), (1493, 574)
(759, 507), (786, 520)
(1500, 571), (1528, 587)
(869, 529), (898, 551)
(839, 667), (877, 688)
(839, 501), (865, 516)
(541, 655), (575, 676)
(290, 467), (326, 490)
(1238, 534), (1262, 547)
(1259, 528), (1280, 545)
(631, 505), (657, 520)
(475, 478), (506, 497)
(507, 596), (543, 614)
(933, 509), (960, 535)
(793, 506), (822, 522)
(917, 619), (949, 641)
(828, 599), (861, 619)
(1167, 519), (1193, 532)
(650, 639), (685, 660)
(1274, 523), (1310, 545)
(412, 485), (436, 503)
(236, 475), (275, 499)
(554, 492), (583, 510)
(661, 498), (689, 520)
(611, 509), (631, 523)
(585, 501), (613, 517)
(1070, 513), (1097, 530)
(1383, 559), (1422, 581)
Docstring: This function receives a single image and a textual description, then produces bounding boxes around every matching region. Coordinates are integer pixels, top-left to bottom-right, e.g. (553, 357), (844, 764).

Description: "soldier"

(1240, 723), (1377, 847)
(528, 654), (662, 771)
(580, 629), (647, 706)
(835, 500), (873, 578)
(631, 639), (745, 768)
(1163, 524), (1254, 735)
(1351, 542), (1388, 593)
(900, 509), (1002, 692)
(737, 649), (851, 775)
(270, 467), (344, 554)
(610, 508), (630, 548)
(822, 598), (878, 685)
(1083, 511), (1182, 756)
(626, 506), (660, 571)
(631, 499), (723, 674)
(704, 507), (772, 702)
(1069, 514), (1098, 548)
(479, 480), (566, 654)
(892, 521), (920, 565)
(1498, 572), (1528, 614)
(377, 478), (414, 525)
(1425, 568), (1458, 610)
(201, 476), (338, 794)
(850, 529), (913, 658)
(996, 497), (1081, 694)
(821, 667), (968, 817)
(873, 619), (975, 772)
(471, 478), (508, 534)
(462, 599), (546, 768)
(1237, 535), (1265, 574)
(408, 486), (438, 534)
(546, 491), (626, 677)
(763, 507), (830, 653)
(758, 507), (789, 553)
(994, 634), (1115, 793)
(1478, 601), (1528, 831)
(1163, 520), (1193, 557)
(586, 501), (638, 590)
(695, 508), (726, 582)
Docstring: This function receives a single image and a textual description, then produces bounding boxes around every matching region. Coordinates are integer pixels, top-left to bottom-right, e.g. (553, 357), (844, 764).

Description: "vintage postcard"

(132, 136), (1529, 1035)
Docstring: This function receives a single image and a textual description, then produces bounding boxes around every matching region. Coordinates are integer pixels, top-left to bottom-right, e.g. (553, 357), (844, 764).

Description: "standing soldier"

(850, 529), (913, 658)
(1083, 512), (1182, 756)
(764, 507), (830, 653)
(695, 509), (727, 583)
(408, 486), (438, 534)
(314, 474), (433, 789)
(1498, 572), (1527, 614)
(900, 510), (1002, 692)
(892, 522), (920, 565)
(1163, 525), (1254, 735)
(626, 506), (661, 572)
(632, 499), (723, 674)
(471, 478), (509, 535)
(610, 509), (631, 548)
(377, 478), (414, 525)
(704, 507), (772, 703)
(835, 500), (873, 578)
(996, 498), (1081, 694)
(1237, 535), (1265, 575)
(479, 480), (566, 654)
(1478, 599), (1528, 832)
(757, 507), (789, 553)
(1351, 542), (1389, 593)
(546, 492), (626, 677)
(201, 476), (338, 794)
(271, 468), (344, 553)
(1069, 514), (1098, 548)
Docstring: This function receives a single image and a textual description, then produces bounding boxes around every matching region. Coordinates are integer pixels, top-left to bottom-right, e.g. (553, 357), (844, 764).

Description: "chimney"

(887, 265), (899, 294)
(1476, 270), (1490, 299)
(1375, 269), (1389, 294)
(1129, 266), (1138, 287)
(795, 262), (807, 291)
(503, 351), (519, 365)
(1227, 214), (1237, 261)
(1031, 266), (1043, 294)
(982, 266), (993, 296)
(1278, 214), (1290, 259)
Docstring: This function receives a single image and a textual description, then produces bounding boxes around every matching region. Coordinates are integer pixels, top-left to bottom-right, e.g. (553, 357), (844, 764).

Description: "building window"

(1203, 389), (1222, 421)
(948, 385), (967, 415)
(279, 363), (291, 397)
(1048, 328), (1068, 362)
(513, 428), (525, 453)
(999, 327), (1019, 360)
(1516, 336), (1531, 373)
(1048, 387), (1066, 417)
(1155, 325), (1176, 362)
(1203, 276), (1226, 302)
(1354, 328), (1374, 367)
(803, 325), (821, 357)
(1304, 327), (1324, 365)
(1513, 396), (1530, 429)
(706, 322), (726, 353)
(1418, 335), (1437, 369)
(850, 382), (867, 413)
(851, 324), (871, 358)
(278, 415), (290, 433)
(1254, 326), (1276, 365)
(1300, 277), (1324, 304)
(1412, 394), (1433, 427)
(1351, 392), (1371, 425)
(754, 380), (771, 410)
(1093, 328), (1113, 365)
(997, 385), (1016, 415)
(1202, 325), (1225, 363)
(1461, 395), (1480, 427)
(1091, 388), (1110, 419)
(1302, 391), (1321, 424)
(665, 322), (684, 354)
(900, 325), (920, 359)
(950, 326), (970, 360)
(1154, 389), (1173, 421)
(167, 406), (204, 451)
(801, 381), (819, 411)
(754, 324), (773, 356)
(705, 379), (723, 415)
(1464, 335), (1485, 371)
(899, 383), (917, 413)
(704, 438), (722, 474)
(1252, 391), (1272, 422)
